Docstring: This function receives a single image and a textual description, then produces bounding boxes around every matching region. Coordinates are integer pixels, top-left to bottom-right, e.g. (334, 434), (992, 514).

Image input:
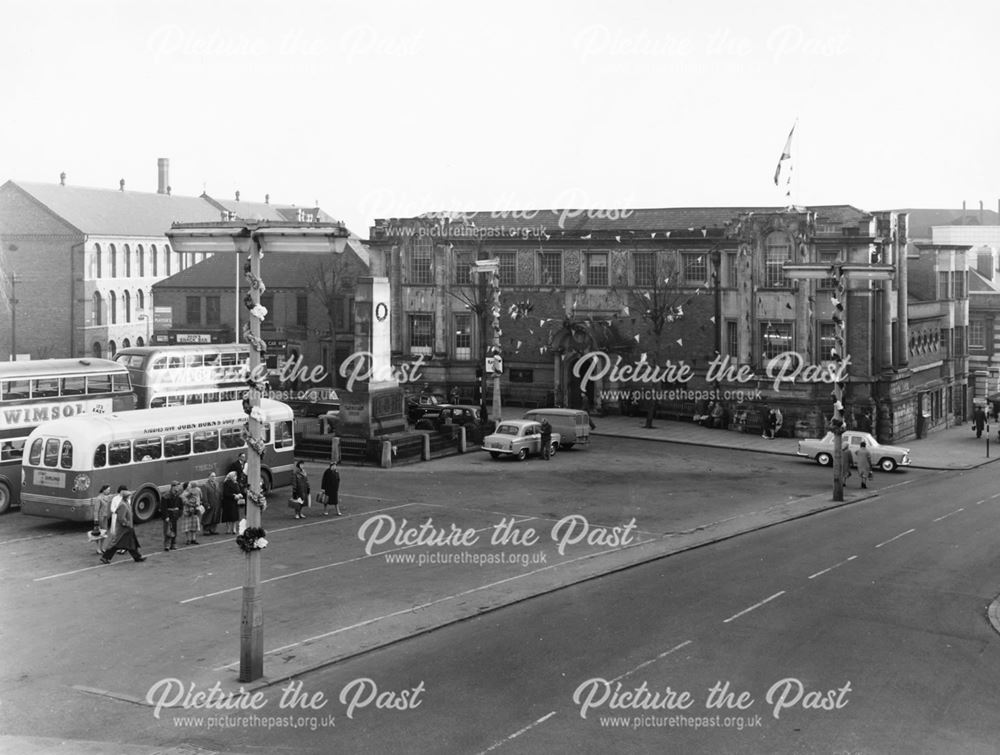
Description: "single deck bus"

(20, 399), (295, 523)
(0, 358), (135, 513)
(114, 344), (252, 409)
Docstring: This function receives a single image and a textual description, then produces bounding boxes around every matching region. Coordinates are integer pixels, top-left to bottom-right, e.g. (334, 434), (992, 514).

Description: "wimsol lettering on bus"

(1, 400), (113, 430)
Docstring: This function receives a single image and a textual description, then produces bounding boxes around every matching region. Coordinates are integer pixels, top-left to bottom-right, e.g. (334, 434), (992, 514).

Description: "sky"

(2, 0), (998, 236)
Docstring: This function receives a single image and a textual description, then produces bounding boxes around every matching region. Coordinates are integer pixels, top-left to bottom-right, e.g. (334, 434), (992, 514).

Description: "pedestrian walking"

(539, 419), (553, 460)
(762, 407), (774, 439)
(839, 441), (853, 489)
(160, 481), (183, 551)
(856, 441), (874, 489)
(974, 406), (986, 439)
(100, 490), (146, 564)
(90, 484), (114, 555)
(291, 461), (310, 519)
(220, 471), (242, 535)
(180, 482), (203, 545)
(320, 461), (342, 516)
(200, 472), (222, 535)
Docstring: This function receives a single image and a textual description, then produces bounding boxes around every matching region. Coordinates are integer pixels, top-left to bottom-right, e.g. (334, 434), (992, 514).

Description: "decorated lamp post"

(473, 259), (503, 422)
(167, 220), (349, 682)
(784, 262), (894, 502)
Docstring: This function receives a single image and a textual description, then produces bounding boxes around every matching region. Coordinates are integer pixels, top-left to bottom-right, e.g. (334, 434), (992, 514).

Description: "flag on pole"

(773, 121), (796, 193)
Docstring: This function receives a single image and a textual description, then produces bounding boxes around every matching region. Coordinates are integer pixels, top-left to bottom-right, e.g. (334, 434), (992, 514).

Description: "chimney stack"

(980, 200), (984, 225)
(157, 158), (170, 194)
(235, 190), (241, 202)
(119, 178), (125, 192)
(265, 193), (269, 205)
(59, 172), (66, 186)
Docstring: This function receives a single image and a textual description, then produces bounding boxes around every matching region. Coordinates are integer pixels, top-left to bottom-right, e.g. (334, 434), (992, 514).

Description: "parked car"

(522, 408), (592, 449)
(796, 430), (911, 472)
(414, 404), (483, 431)
(482, 419), (561, 461)
(406, 392), (447, 424)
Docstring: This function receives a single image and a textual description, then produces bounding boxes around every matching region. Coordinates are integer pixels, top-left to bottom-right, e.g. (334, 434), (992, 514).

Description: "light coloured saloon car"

(482, 419), (561, 461)
(796, 430), (911, 472)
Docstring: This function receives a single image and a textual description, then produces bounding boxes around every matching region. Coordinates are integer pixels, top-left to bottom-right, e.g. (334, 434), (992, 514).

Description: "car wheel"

(816, 452), (832, 467)
(490, 452), (501, 459)
(0, 480), (11, 514)
(517, 448), (528, 462)
(132, 488), (159, 523)
(549, 442), (558, 457)
(879, 458), (897, 473)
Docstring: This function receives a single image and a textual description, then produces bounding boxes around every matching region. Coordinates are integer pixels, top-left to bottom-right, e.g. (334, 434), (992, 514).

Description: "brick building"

(367, 204), (969, 442)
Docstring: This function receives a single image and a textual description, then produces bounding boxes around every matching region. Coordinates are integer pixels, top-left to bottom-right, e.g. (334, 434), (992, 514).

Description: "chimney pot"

(59, 172), (66, 186)
(235, 190), (240, 202)
(119, 178), (125, 192)
(166, 185), (171, 196)
(265, 193), (269, 205)
(157, 158), (170, 194)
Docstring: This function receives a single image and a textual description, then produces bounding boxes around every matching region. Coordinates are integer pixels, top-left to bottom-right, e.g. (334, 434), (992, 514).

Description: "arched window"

(92, 291), (103, 326)
(137, 289), (145, 313)
(94, 243), (103, 278)
(136, 336), (145, 347)
(124, 244), (132, 277)
(764, 232), (792, 288)
(109, 244), (117, 278)
(137, 244), (145, 277)
(110, 291), (117, 323)
(92, 341), (103, 358)
(108, 340), (117, 358)
(151, 244), (158, 276)
(124, 290), (131, 322)
(165, 245), (172, 276)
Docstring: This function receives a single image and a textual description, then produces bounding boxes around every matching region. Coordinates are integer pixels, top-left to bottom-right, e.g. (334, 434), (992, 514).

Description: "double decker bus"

(20, 399), (295, 523)
(114, 344), (252, 409)
(0, 359), (135, 514)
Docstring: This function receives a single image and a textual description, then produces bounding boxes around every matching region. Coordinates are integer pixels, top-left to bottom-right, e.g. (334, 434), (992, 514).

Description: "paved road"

(0, 437), (943, 753)
(172, 461), (1000, 754)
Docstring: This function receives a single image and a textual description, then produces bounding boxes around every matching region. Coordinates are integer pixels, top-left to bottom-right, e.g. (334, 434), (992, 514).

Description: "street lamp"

(472, 259), (502, 423)
(167, 220), (349, 683)
(783, 262), (894, 501)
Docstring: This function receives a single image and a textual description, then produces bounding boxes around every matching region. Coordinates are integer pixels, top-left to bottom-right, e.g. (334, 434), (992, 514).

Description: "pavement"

(5, 415), (997, 755)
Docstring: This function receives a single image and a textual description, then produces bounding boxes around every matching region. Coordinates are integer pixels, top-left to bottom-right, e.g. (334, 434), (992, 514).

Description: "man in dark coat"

(100, 492), (146, 563)
(974, 406), (986, 439)
(540, 419), (553, 461)
(321, 461), (342, 516)
(159, 481), (183, 551)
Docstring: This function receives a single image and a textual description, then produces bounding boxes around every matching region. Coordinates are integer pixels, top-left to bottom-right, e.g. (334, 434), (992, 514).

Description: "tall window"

(496, 252), (516, 287)
(953, 270), (966, 299)
(206, 296), (221, 325)
(411, 239), (433, 285)
(938, 271), (950, 300)
(165, 245), (172, 276)
(726, 252), (737, 287)
(726, 321), (738, 357)
(454, 313), (472, 360)
(818, 250), (840, 289)
(970, 320), (985, 350)
(124, 290), (131, 323)
(540, 252), (563, 285)
(109, 244), (117, 278)
(94, 243), (102, 279)
(296, 295), (308, 327)
(764, 232), (791, 288)
(633, 252), (654, 287)
(682, 253), (707, 285)
(124, 244), (131, 277)
(586, 253), (608, 287)
(409, 314), (433, 354)
(109, 291), (117, 323)
(455, 251), (473, 284)
(186, 296), (201, 325)
(137, 245), (145, 277)
(93, 292), (103, 326)
(818, 322), (837, 362)
(760, 322), (793, 362)
(151, 244), (158, 276)
(137, 289), (145, 315)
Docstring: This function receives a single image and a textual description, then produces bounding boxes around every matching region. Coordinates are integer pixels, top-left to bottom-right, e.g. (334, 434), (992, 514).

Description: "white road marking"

(991, 492), (1000, 499)
(808, 555), (858, 580)
(875, 528), (915, 548)
(976, 500), (986, 506)
(611, 640), (693, 683)
(932, 508), (964, 522)
(476, 711), (557, 754)
(723, 591), (785, 623)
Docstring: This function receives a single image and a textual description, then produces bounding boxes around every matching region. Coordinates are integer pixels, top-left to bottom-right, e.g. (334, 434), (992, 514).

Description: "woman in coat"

(100, 491), (146, 564)
(220, 471), (242, 535)
(320, 461), (341, 516)
(91, 484), (113, 555)
(180, 483), (203, 545)
(291, 461), (310, 520)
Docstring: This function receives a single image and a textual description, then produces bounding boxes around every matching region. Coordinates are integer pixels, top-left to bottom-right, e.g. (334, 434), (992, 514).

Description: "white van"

(522, 408), (592, 449)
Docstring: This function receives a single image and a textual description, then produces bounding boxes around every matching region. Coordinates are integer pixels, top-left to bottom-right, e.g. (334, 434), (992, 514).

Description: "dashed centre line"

(808, 555), (858, 580)
(477, 711), (557, 754)
(875, 528), (915, 548)
(723, 591), (785, 623)
(932, 508), (964, 522)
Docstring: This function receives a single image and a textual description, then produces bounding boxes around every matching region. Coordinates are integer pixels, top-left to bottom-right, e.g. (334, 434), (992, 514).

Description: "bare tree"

(305, 248), (366, 388)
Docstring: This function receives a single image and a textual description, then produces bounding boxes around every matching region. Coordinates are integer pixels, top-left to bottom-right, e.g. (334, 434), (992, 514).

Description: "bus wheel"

(0, 481), (11, 514)
(132, 488), (159, 524)
(260, 471), (272, 494)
